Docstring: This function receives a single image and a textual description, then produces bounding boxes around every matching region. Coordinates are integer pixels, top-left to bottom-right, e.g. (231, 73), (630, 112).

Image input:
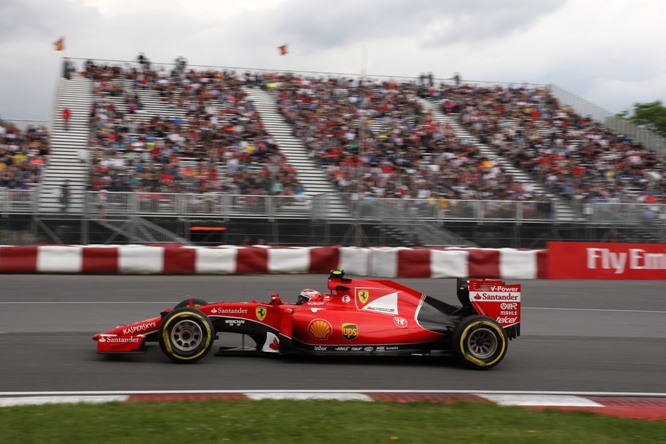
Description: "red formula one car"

(93, 270), (521, 369)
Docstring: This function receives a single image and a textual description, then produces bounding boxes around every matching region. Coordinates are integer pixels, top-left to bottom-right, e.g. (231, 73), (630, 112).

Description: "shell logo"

(308, 319), (332, 340)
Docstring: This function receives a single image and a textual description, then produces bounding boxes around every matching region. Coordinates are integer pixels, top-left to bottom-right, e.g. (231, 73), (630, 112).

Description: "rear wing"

(457, 279), (521, 339)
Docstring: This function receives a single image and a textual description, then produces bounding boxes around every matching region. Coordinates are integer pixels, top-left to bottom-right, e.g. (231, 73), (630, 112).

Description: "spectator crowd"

(84, 57), (304, 202)
(0, 120), (49, 189)
(4, 55), (665, 219)
(271, 73), (542, 204)
(418, 83), (666, 206)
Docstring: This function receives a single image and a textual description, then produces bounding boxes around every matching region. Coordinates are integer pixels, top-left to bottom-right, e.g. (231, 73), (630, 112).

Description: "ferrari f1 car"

(93, 270), (521, 369)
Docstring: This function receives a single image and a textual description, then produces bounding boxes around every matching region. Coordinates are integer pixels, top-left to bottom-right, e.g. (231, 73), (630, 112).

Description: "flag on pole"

(278, 44), (288, 56)
(53, 37), (65, 51)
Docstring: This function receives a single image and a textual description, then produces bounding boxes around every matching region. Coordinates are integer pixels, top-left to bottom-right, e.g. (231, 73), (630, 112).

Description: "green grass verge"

(0, 400), (664, 443)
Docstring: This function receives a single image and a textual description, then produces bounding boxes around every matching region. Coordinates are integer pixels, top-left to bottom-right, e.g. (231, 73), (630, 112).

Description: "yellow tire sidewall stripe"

(162, 312), (212, 361)
(460, 320), (506, 367)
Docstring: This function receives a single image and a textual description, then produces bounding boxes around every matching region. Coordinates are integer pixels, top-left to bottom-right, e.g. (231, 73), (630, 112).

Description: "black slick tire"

(159, 307), (214, 363)
(452, 315), (508, 370)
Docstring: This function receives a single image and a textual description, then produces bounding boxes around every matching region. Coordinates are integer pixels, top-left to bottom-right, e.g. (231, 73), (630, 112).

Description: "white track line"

(524, 307), (666, 314)
(479, 394), (603, 407)
(1, 390), (665, 397)
(247, 393), (372, 401)
(0, 395), (128, 408)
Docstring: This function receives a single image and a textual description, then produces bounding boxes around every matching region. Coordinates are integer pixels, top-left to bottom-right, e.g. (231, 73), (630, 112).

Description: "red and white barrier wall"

(2, 242), (662, 279)
(0, 245), (548, 279)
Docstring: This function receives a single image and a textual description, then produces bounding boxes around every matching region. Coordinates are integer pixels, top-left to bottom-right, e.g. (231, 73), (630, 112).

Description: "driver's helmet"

(297, 288), (321, 304)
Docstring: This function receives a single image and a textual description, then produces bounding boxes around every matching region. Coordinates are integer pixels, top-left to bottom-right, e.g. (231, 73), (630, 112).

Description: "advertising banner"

(548, 242), (666, 280)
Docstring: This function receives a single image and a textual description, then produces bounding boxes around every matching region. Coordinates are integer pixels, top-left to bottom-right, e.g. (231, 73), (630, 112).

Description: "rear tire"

(159, 308), (214, 363)
(452, 315), (508, 370)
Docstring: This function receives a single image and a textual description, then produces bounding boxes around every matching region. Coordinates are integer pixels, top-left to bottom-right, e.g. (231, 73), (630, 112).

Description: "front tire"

(452, 315), (508, 370)
(159, 308), (214, 363)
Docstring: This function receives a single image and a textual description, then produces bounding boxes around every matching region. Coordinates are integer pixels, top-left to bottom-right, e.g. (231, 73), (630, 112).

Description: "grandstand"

(0, 57), (664, 247)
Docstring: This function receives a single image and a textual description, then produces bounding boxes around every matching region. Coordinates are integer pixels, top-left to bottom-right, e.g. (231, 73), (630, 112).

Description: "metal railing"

(84, 191), (313, 220)
(2, 188), (665, 229)
(341, 195), (555, 222)
(0, 189), (38, 214)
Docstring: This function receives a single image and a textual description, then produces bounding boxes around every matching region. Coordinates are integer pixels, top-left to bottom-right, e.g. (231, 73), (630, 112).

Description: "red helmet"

(298, 288), (321, 304)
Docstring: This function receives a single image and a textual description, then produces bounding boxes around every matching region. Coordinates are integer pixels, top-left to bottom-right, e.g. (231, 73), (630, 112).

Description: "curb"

(2, 392), (666, 421)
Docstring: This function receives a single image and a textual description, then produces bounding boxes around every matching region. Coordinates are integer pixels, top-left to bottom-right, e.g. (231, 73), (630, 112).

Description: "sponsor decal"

(496, 316), (518, 324)
(307, 302), (325, 306)
(357, 290), (370, 304)
(386, 346), (399, 351)
(98, 336), (141, 344)
(587, 247), (666, 274)
(393, 317), (408, 328)
(364, 346), (374, 352)
(361, 291), (399, 315)
(470, 292), (521, 302)
(308, 319), (332, 340)
(341, 323), (358, 341)
(351, 347), (363, 351)
(122, 321), (157, 335)
(334, 346), (350, 351)
(314, 346), (327, 351)
(500, 303), (518, 310)
(211, 307), (249, 314)
(376, 346), (385, 351)
(548, 242), (666, 280)
(342, 295), (351, 304)
(224, 319), (246, 327)
(500, 310), (518, 316)
(255, 307), (267, 321)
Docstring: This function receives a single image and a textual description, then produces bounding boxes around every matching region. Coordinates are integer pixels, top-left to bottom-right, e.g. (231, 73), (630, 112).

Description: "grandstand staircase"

(37, 73), (194, 244)
(243, 87), (351, 219)
(419, 98), (579, 222)
(38, 73), (92, 214)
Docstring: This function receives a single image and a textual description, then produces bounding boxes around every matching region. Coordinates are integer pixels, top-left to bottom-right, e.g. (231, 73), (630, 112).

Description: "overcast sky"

(1, 0), (665, 122)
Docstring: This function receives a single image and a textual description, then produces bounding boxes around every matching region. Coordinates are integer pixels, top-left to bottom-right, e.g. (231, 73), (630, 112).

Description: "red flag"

(278, 44), (288, 56)
(53, 37), (65, 51)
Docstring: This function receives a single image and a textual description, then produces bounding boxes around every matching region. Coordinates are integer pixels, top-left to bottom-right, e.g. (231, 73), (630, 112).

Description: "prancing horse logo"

(256, 307), (267, 321)
(357, 290), (369, 304)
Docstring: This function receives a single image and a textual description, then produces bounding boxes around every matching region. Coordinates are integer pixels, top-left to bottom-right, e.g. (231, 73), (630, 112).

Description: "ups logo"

(342, 323), (358, 341)
(357, 290), (369, 304)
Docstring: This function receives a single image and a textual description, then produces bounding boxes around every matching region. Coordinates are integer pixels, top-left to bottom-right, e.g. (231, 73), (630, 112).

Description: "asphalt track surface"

(1, 275), (665, 395)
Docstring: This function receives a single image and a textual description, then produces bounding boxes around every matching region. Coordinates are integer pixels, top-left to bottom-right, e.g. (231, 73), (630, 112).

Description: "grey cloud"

(0, 0), (98, 42)
(260, 0), (566, 52)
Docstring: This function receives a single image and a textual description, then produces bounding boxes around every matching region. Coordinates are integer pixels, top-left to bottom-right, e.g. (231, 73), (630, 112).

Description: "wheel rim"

(170, 319), (203, 352)
(465, 326), (498, 359)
